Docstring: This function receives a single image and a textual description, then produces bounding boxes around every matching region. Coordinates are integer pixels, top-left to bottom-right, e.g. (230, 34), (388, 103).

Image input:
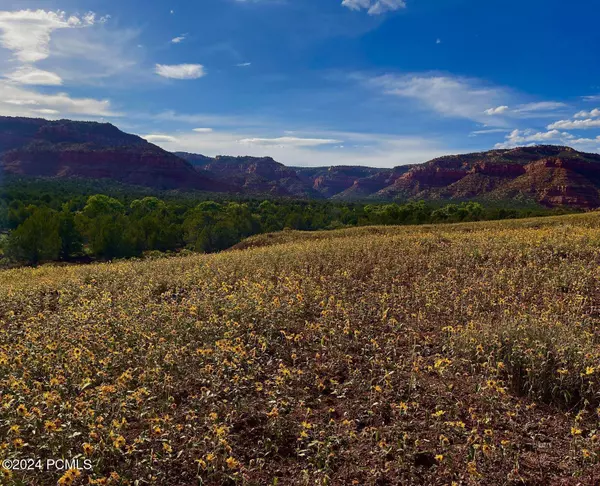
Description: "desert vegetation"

(1, 213), (599, 484)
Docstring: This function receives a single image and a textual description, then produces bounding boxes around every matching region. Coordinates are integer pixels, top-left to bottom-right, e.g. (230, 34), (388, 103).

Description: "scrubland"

(1, 213), (600, 485)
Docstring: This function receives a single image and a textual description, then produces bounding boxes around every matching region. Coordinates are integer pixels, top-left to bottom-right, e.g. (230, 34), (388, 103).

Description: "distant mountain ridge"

(175, 153), (316, 198)
(0, 117), (227, 191)
(1, 116), (600, 208)
(179, 145), (600, 208)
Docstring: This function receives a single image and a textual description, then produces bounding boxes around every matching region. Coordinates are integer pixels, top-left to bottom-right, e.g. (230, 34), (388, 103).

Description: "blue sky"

(0, 0), (598, 167)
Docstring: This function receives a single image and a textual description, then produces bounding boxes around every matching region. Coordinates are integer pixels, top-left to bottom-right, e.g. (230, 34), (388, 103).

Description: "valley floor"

(1, 213), (600, 485)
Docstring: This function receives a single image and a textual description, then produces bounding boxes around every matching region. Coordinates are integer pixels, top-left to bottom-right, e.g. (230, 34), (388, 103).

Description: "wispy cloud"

(484, 106), (509, 115)
(0, 79), (119, 118)
(513, 101), (568, 115)
(369, 74), (511, 125)
(548, 118), (600, 130)
(0, 9), (144, 90)
(234, 0), (289, 4)
(142, 134), (179, 143)
(569, 135), (600, 145)
(237, 136), (341, 147)
(4, 65), (62, 86)
(575, 108), (600, 119)
(151, 110), (266, 128)
(544, 106), (600, 130)
(494, 127), (600, 152)
(49, 25), (143, 86)
(0, 9), (124, 89)
(171, 34), (187, 44)
(494, 128), (573, 149)
(341, 0), (406, 15)
(0, 9), (107, 63)
(469, 128), (512, 137)
(236, 62), (252, 67)
(155, 63), (205, 79)
(140, 126), (461, 167)
(582, 95), (600, 102)
(483, 102), (568, 119)
(193, 127), (213, 133)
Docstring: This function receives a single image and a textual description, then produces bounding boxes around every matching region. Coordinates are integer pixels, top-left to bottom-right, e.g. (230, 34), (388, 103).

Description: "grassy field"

(1, 213), (600, 485)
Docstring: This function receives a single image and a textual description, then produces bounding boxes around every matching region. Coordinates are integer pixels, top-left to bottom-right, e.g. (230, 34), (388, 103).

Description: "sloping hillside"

(2, 213), (600, 484)
(0, 117), (227, 191)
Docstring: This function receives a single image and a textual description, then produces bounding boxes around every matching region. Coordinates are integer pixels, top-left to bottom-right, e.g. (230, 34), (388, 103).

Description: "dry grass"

(1, 213), (600, 485)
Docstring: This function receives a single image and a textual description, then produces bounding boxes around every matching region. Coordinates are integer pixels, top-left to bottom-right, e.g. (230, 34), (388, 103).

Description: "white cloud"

(49, 25), (143, 86)
(547, 118), (600, 130)
(237, 62), (251, 67)
(366, 73), (570, 127)
(237, 136), (341, 147)
(513, 101), (567, 114)
(484, 105), (509, 115)
(341, 0), (406, 15)
(193, 127), (213, 133)
(469, 128), (512, 136)
(494, 128), (574, 149)
(35, 108), (60, 115)
(0, 9), (104, 63)
(142, 134), (179, 143)
(5, 65), (62, 85)
(569, 136), (600, 144)
(4, 99), (38, 106)
(171, 34), (186, 44)
(575, 108), (600, 119)
(436, 38), (441, 44)
(495, 128), (600, 152)
(155, 63), (205, 80)
(0, 9), (142, 90)
(515, 129), (570, 142)
(151, 110), (265, 128)
(0, 79), (118, 118)
(482, 101), (567, 118)
(370, 74), (510, 125)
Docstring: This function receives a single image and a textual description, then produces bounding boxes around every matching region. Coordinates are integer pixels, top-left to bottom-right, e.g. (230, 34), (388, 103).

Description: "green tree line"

(0, 191), (575, 266)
